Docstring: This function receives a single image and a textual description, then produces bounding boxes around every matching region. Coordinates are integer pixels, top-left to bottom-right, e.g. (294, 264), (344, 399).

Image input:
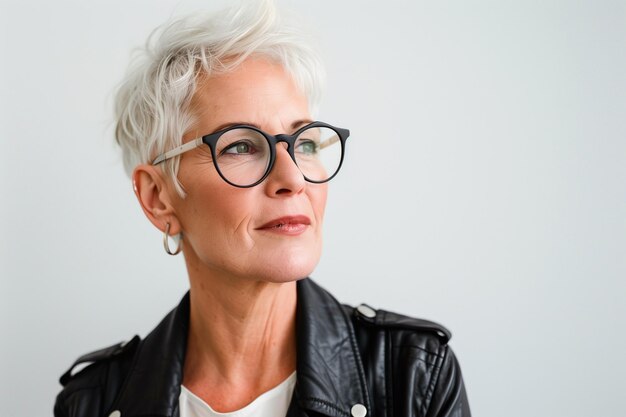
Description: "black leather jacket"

(54, 279), (470, 417)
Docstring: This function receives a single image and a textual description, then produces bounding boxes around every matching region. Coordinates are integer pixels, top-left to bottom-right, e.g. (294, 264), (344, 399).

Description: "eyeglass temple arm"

(152, 138), (204, 165)
(319, 134), (340, 150)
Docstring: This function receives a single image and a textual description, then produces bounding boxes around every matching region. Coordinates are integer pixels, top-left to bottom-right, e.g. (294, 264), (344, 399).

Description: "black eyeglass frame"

(153, 121), (350, 188)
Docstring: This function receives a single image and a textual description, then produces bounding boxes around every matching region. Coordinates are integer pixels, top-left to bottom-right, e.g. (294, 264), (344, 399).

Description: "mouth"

(257, 215), (311, 234)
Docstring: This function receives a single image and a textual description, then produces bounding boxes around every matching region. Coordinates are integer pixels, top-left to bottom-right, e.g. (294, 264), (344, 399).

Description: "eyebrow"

(209, 119), (313, 134)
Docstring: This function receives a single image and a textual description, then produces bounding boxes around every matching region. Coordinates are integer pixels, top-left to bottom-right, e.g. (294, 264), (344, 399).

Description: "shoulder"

(344, 303), (471, 416)
(344, 302), (452, 385)
(54, 336), (140, 417)
(345, 302), (451, 351)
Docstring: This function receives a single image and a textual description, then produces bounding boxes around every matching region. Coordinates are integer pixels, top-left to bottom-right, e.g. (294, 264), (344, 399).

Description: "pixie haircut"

(114, 0), (325, 196)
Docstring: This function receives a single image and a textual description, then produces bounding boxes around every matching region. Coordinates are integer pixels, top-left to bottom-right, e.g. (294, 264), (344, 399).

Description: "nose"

(264, 142), (306, 196)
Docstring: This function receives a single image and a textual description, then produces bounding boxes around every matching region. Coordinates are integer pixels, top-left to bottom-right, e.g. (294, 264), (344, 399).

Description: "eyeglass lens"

(213, 126), (342, 187)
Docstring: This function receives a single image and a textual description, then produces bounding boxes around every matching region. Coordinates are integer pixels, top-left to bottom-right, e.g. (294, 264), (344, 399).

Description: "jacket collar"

(113, 278), (370, 417)
(290, 278), (371, 417)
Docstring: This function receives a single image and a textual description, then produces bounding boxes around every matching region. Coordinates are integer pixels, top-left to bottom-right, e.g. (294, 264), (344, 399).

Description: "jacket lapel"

(111, 279), (370, 417)
(290, 279), (371, 417)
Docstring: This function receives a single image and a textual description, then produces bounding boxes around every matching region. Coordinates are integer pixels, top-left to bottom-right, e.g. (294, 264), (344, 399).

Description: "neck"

(182, 269), (297, 411)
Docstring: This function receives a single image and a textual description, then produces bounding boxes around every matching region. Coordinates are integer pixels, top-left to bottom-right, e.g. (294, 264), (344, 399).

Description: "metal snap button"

(109, 410), (121, 417)
(356, 304), (376, 319)
(351, 403), (367, 417)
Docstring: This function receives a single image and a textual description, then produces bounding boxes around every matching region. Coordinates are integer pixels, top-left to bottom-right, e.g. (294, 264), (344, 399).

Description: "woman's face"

(169, 58), (327, 283)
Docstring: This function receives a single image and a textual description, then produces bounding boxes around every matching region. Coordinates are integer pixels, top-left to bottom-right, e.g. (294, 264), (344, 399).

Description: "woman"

(54, 2), (470, 417)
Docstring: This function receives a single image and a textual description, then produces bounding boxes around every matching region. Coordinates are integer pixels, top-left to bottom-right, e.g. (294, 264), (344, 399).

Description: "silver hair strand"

(114, 0), (325, 196)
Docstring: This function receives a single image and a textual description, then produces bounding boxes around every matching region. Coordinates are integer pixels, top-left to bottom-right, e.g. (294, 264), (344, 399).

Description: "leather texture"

(54, 278), (470, 417)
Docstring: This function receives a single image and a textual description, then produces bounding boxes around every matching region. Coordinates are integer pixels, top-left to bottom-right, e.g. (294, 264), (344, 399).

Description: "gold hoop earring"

(163, 222), (182, 256)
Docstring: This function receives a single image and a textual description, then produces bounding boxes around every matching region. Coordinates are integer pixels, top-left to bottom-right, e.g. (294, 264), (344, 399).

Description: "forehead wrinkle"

(189, 96), (307, 136)
(188, 63), (311, 137)
(248, 113), (311, 135)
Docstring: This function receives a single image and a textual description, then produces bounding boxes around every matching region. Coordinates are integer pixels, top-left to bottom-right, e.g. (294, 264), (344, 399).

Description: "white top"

(179, 372), (297, 417)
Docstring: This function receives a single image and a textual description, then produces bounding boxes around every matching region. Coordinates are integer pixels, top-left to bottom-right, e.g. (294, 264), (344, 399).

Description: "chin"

(252, 250), (321, 284)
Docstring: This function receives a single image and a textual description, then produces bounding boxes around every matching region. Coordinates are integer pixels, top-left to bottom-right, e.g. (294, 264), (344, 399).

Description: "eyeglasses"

(152, 121), (349, 188)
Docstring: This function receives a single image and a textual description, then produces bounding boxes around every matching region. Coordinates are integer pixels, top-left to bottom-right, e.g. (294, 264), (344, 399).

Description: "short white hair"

(114, 0), (325, 195)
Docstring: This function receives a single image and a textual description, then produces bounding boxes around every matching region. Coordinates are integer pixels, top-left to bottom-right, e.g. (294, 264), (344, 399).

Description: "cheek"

(310, 184), (329, 221)
(178, 188), (259, 274)
(176, 166), (252, 237)
(189, 187), (253, 234)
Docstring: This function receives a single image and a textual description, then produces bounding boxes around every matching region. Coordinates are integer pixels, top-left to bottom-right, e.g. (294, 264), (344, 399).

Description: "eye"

(295, 140), (318, 155)
(222, 141), (256, 155)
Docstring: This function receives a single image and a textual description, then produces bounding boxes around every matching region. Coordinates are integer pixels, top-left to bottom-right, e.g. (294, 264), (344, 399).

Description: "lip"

(256, 215), (311, 235)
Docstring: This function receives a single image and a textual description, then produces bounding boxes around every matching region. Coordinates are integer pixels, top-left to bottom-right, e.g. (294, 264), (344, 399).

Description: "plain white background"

(1, 0), (625, 416)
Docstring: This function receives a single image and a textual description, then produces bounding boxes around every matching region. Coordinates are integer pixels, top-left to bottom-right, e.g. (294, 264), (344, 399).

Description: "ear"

(132, 164), (183, 235)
